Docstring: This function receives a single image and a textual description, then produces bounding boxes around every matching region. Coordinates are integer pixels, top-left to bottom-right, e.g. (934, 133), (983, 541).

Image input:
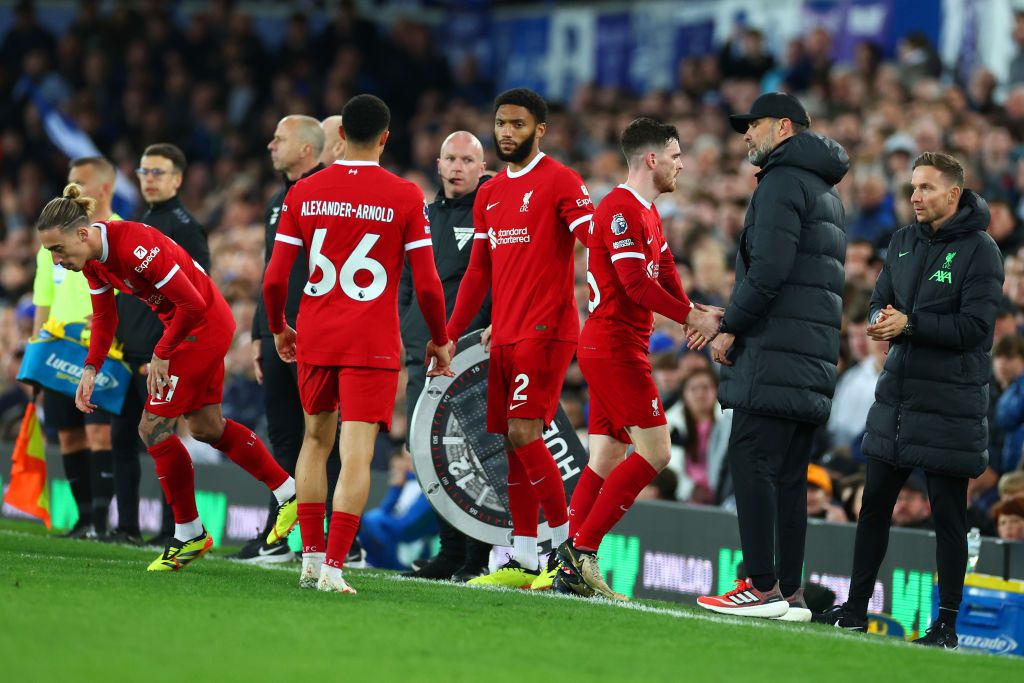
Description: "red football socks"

(324, 511), (361, 569)
(514, 439), (569, 528)
(506, 450), (540, 537)
(147, 436), (198, 523)
(298, 502), (326, 554)
(568, 465), (605, 539)
(574, 454), (657, 551)
(213, 419), (289, 490)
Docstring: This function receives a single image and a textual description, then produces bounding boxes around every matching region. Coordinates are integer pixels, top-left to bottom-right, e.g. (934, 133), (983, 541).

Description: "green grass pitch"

(1, 519), (1020, 681)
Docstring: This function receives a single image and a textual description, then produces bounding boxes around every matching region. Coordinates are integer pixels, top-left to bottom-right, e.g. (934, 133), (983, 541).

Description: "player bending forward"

(37, 184), (298, 571)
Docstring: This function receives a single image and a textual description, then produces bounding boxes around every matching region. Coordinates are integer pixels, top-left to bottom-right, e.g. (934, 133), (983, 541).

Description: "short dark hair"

(494, 88), (548, 124)
(994, 334), (1024, 359)
(913, 151), (965, 188)
(341, 94), (391, 145)
(620, 118), (680, 164)
(142, 143), (187, 173)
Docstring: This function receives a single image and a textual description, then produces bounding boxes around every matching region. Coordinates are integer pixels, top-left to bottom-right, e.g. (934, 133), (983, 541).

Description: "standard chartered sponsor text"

(490, 227), (531, 245)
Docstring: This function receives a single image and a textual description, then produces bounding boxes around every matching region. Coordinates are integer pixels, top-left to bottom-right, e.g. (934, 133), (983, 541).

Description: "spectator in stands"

(999, 470), (1024, 502)
(891, 473), (933, 530)
(807, 464), (846, 522)
(666, 368), (732, 505)
(992, 497), (1024, 541)
(994, 334), (1024, 476)
(358, 451), (439, 570)
(828, 311), (887, 455)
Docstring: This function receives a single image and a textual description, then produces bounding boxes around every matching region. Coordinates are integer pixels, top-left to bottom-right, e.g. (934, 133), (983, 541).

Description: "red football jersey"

(269, 161), (436, 369)
(580, 185), (685, 361)
(471, 153), (593, 345)
(83, 220), (232, 370)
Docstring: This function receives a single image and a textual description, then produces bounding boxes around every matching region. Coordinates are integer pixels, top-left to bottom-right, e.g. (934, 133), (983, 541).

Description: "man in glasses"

(107, 143), (210, 547)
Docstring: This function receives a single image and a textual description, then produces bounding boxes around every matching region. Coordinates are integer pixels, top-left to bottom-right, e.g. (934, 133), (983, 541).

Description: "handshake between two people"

(684, 303), (729, 364)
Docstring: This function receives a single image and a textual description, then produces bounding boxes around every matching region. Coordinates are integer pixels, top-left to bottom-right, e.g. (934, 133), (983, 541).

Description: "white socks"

(321, 563), (344, 584)
(549, 522), (569, 548)
(513, 535), (539, 571)
(175, 517), (203, 541)
(273, 477), (296, 504)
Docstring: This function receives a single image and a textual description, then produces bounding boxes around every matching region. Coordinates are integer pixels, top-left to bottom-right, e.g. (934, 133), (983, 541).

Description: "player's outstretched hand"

(685, 325), (709, 351)
(274, 325), (297, 363)
(481, 325), (492, 353)
(425, 339), (455, 378)
(75, 366), (97, 413)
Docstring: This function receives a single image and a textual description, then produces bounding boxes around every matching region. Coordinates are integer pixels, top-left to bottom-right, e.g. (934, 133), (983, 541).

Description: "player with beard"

(446, 88), (593, 590)
(554, 119), (722, 599)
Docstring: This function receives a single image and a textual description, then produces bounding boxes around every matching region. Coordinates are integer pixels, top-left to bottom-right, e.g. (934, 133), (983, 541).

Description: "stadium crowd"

(2, 0), (1024, 544)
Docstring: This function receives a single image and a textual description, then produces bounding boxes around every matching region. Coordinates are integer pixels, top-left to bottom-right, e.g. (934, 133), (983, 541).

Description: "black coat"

(398, 180), (491, 360)
(862, 190), (1004, 478)
(718, 132), (850, 425)
(115, 196), (210, 360)
(252, 165), (324, 339)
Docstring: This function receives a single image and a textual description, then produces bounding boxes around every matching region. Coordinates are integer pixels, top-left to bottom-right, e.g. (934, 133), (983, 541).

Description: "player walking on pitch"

(263, 94), (452, 594)
(555, 119), (722, 599)
(446, 88), (594, 590)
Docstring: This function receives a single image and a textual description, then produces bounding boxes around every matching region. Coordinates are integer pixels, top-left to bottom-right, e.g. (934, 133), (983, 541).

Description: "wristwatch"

(902, 318), (914, 337)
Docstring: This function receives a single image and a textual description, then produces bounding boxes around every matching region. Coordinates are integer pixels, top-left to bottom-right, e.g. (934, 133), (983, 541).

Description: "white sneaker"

(299, 553), (324, 589)
(317, 566), (357, 594)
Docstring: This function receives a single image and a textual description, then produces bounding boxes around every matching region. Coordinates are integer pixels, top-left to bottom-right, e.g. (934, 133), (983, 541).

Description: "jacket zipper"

(894, 235), (935, 465)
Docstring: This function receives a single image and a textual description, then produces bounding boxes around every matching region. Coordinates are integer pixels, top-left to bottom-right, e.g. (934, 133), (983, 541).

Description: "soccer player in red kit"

(554, 119), (722, 599)
(263, 94), (452, 594)
(446, 88), (593, 590)
(35, 184), (298, 571)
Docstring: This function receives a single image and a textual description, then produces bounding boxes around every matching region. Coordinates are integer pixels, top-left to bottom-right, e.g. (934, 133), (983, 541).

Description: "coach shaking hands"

(817, 152), (1003, 648)
(696, 92), (849, 619)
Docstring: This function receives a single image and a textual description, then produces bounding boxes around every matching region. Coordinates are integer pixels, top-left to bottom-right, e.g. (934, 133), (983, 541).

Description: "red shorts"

(578, 355), (665, 443)
(487, 339), (576, 434)
(145, 341), (228, 418)
(297, 363), (399, 431)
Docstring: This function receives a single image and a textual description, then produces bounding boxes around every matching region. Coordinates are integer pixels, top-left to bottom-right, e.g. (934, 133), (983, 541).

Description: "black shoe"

(553, 541), (596, 597)
(226, 535), (295, 563)
(101, 528), (144, 546)
(812, 604), (868, 632)
(402, 555), (461, 580)
(913, 621), (958, 649)
(452, 564), (488, 582)
(58, 519), (96, 539)
(346, 546), (367, 568)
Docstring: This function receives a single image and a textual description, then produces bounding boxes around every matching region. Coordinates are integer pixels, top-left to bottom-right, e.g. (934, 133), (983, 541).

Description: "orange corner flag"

(4, 403), (51, 528)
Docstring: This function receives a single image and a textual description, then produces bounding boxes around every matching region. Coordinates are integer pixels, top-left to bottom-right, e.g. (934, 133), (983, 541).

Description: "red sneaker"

(697, 578), (789, 618)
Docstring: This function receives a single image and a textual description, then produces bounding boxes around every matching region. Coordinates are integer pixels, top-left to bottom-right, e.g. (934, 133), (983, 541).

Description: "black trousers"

(259, 337), (340, 529)
(847, 459), (968, 618)
(728, 409), (816, 595)
(110, 359), (152, 535)
(406, 359), (491, 567)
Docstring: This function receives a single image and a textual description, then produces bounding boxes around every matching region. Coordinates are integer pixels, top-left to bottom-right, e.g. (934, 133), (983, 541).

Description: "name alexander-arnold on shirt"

(299, 200), (395, 222)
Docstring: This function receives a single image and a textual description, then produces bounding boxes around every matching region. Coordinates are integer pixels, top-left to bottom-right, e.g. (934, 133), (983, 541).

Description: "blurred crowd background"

(2, 0), (1024, 543)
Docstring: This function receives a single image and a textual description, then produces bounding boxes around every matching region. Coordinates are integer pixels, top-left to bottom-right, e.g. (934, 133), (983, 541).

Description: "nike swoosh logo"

(100, 472), (114, 479)
(509, 402), (526, 410)
(899, 251), (910, 257)
(258, 545), (284, 556)
(530, 477), (546, 485)
(646, 237), (654, 244)
(487, 202), (501, 210)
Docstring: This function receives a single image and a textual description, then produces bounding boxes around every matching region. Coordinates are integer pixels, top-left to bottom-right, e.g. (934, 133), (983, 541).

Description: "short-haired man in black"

(106, 143), (210, 546)
(816, 153), (1004, 649)
(236, 115), (326, 562)
(400, 130), (493, 581)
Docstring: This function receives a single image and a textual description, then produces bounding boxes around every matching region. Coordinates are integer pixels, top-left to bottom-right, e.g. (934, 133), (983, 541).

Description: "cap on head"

(729, 92), (810, 134)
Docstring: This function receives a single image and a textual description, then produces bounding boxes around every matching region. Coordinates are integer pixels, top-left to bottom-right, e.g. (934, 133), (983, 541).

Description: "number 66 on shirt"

(262, 159), (451, 421)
